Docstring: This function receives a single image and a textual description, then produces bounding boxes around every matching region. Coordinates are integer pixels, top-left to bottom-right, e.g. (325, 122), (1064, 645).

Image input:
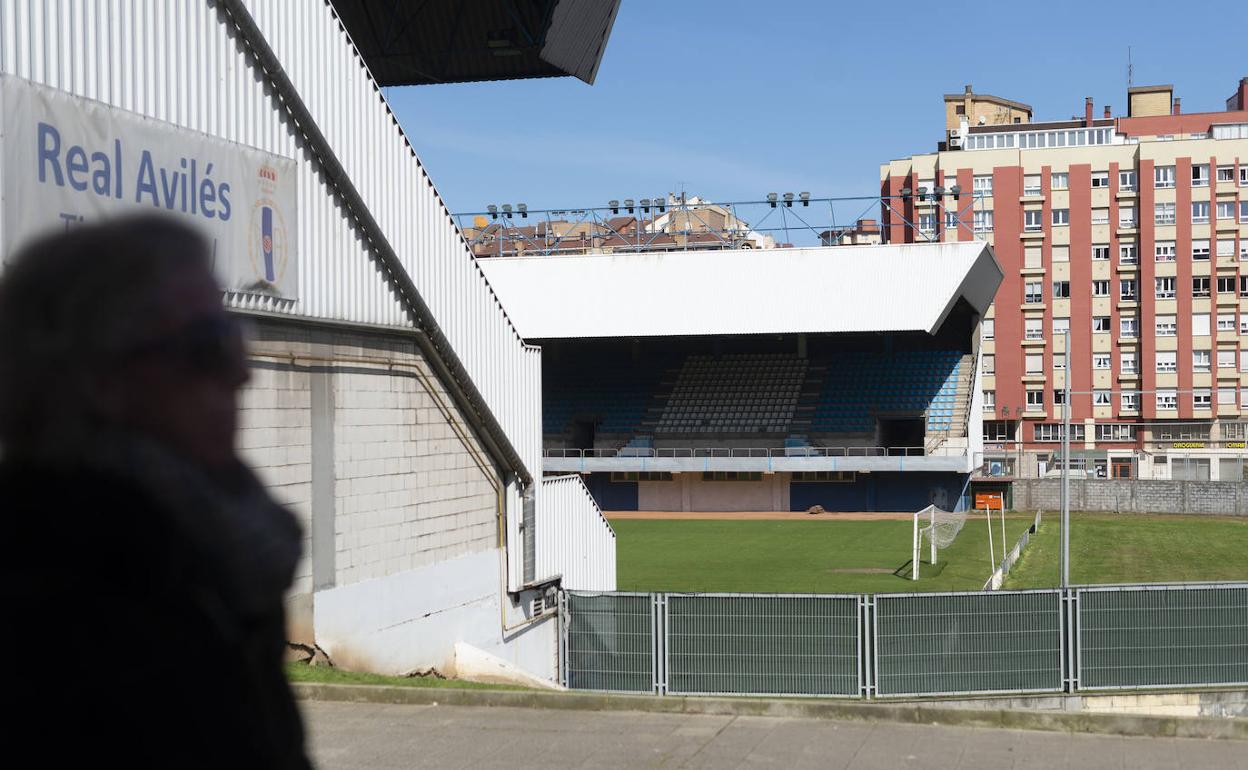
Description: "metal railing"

(562, 582), (1248, 699)
(455, 192), (989, 257)
(545, 446), (928, 460)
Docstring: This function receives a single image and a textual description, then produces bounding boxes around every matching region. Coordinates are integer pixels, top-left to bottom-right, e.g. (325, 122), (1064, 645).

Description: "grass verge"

(285, 662), (529, 691)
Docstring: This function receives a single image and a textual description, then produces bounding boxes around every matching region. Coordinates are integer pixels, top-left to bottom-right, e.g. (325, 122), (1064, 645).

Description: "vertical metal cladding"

(1078, 583), (1248, 689)
(538, 475), (617, 592)
(1, 0), (541, 482)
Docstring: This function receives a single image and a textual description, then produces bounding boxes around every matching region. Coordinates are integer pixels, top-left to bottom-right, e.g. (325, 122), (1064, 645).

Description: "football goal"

(911, 504), (970, 580)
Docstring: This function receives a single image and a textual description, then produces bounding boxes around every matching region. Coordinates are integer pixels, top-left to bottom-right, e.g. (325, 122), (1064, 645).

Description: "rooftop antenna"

(1127, 46), (1133, 87)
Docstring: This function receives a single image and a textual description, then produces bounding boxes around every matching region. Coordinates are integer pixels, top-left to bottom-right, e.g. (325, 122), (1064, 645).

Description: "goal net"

(911, 504), (970, 580)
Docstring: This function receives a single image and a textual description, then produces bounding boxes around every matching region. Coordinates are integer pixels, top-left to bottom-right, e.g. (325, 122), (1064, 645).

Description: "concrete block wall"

(1012, 478), (1248, 515)
(237, 318), (508, 666)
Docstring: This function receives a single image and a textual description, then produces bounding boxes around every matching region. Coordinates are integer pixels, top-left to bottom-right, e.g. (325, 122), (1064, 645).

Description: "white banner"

(1, 75), (298, 299)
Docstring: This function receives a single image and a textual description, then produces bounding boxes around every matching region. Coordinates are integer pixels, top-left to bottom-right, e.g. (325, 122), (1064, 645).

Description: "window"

(1218, 165), (1235, 182)
(1155, 241), (1176, 261)
(1118, 170), (1137, 191)
(1194, 350), (1212, 372)
(1091, 208), (1109, 224)
(945, 211), (960, 230)
(1155, 165), (1176, 188)
(1034, 423), (1084, 442)
(1192, 201), (1210, 224)
(1194, 389), (1212, 409)
(983, 390), (995, 409)
(1119, 243), (1138, 264)
(1052, 208), (1070, 226)
(1119, 206), (1137, 227)
(1219, 349), (1237, 369)
(1053, 389), (1065, 405)
(1024, 210), (1043, 232)
(1093, 316), (1111, 332)
(1193, 313), (1210, 336)
(1241, 315), (1248, 334)
(918, 213), (936, 234)
(1092, 245), (1109, 261)
(1225, 422), (1246, 439)
(982, 354), (995, 374)
(1121, 391), (1140, 411)
(1157, 352), (1177, 372)
(1156, 315), (1177, 336)
(703, 469), (768, 479)
(1121, 351), (1137, 373)
(1051, 245), (1069, 262)
(1025, 319), (1044, 340)
(1092, 280), (1110, 297)
(1155, 202), (1176, 225)
(1218, 313), (1237, 332)
(612, 472), (674, 481)
(1241, 276), (1248, 298)
(1026, 389), (1045, 409)
(1192, 164), (1210, 187)
(1156, 277), (1176, 299)
(983, 420), (1011, 441)
(1051, 172), (1069, 190)
(1053, 352), (1066, 370)
(974, 210), (994, 233)
(1097, 424), (1137, 441)
(1091, 171), (1110, 188)
(981, 318), (994, 340)
(1025, 281), (1043, 303)
(1193, 277), (1211, 298)
(1242, 201), (1248, 223)
(973, 175), (993, 194)
(1052, 317), (1070, 335)
(1219, 276), (1237, 295)
(1119, 279), (1137, 300)
(1214, 201), (1234, 222)
(1093, 353), (1111, 369)
(1120, 317), (1138, 337)
(1023, 174), (1041, 195)
(1193, 239), (1211, 260)
(1243, 350), (1248, 372)
(1052, 281), (1070, 298)
(1218, 239), (1236, 258)
(1156, 390), (1178, 410)
(1242, 166), (1248, 186)
(1025, 354), (1043, 374)
(1093, 390), (1112, 406)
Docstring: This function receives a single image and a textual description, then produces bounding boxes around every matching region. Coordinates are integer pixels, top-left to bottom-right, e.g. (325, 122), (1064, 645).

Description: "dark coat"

(1, 461), (311, 768)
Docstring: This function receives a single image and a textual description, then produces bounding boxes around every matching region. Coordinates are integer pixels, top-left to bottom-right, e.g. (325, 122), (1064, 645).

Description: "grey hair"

(0, 214), (214, 454)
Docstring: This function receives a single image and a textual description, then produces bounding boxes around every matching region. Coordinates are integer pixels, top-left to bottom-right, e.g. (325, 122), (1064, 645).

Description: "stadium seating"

(542, 358), (667, 436)
(808, 350), (965, 434)
(654, 353), (806, 434)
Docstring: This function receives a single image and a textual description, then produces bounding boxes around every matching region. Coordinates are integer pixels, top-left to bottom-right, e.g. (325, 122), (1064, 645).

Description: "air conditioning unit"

(948, 127), (962, 139)
(948, 135), (964, 149)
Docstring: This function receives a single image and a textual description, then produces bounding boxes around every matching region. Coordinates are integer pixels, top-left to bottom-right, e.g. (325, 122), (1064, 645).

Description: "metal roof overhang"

(479, 242), (1003, 341)
(329, 0), (620, 85)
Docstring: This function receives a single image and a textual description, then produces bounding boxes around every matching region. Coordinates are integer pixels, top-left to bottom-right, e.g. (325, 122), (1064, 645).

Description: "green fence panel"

(1078, 584), (1248, 690)
(565, 592), (654, 692)
(875, 590), (1063, 696)
(666, 594), (860, 696)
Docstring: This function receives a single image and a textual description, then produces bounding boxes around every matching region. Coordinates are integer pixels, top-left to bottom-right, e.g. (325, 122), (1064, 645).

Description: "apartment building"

(882, 78), (1248, 481)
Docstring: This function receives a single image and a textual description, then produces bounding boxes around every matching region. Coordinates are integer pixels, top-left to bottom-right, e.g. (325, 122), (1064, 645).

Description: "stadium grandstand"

(480, 240), (1002, 513)
(3, 0), (619, 684)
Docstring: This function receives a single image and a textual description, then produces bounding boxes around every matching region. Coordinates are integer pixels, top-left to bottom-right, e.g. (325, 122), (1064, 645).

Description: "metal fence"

(563, 582), (1248, 698)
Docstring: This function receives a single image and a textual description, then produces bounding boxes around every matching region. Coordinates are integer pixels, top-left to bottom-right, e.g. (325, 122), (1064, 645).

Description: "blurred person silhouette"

(0, 215), (309, 768)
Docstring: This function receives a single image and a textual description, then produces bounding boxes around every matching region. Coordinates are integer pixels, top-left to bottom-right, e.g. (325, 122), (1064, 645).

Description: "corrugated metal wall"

(538, 475), (617, 591)
(0, 0), (542, 488)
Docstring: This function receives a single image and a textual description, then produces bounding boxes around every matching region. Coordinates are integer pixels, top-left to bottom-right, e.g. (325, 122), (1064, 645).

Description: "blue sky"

(384, 0), (1246, 216)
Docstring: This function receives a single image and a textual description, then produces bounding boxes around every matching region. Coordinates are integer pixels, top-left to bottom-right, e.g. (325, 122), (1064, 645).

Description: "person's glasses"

(120, 316), (246, 374)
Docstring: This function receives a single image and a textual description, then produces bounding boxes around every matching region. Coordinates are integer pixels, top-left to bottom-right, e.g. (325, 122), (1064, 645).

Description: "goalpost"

(911, 504), (971, 580)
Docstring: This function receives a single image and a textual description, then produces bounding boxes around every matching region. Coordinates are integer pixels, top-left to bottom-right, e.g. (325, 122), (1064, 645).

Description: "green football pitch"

(609, 513), (1248, 594)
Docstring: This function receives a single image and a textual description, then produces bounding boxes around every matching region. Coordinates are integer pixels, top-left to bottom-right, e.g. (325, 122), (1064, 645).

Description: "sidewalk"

(302, 700), (1248, 769)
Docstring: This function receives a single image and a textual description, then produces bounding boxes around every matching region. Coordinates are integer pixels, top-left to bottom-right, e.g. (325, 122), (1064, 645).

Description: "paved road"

(302, 700), (1248, 769)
